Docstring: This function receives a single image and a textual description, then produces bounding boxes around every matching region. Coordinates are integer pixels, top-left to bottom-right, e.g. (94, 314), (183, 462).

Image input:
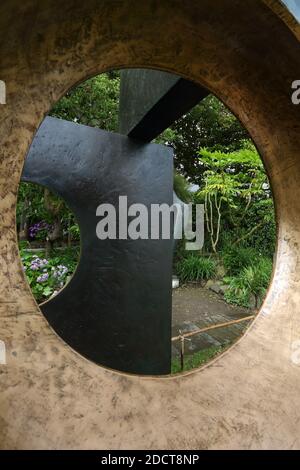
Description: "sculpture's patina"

(119, 69), (208, 141)
(22, 116), (173, 375)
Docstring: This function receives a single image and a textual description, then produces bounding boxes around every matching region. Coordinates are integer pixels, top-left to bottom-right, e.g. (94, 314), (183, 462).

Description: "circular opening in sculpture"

(17, 182), (81, 305)
(17, 68), (276, 376)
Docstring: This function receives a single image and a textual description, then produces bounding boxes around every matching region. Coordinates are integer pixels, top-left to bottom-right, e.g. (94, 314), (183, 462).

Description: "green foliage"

(17, 182), (46, 224)
(20, 247), (79, 303)
(18, 240), (30, 250)
(195, 146), (275, 253)
(171, 344), (224, 373)
(166, 95), (249, 184)
(224, 257), (273, 307)
(68, 223), (80, 241)
(17, 183), (68, 227)
(50, 73), (120, 131)
(222, 246), (258, 276)
(173, 171), (192, 203)
(176, 255), (216, 283)
(239, 198), (276, 256)
(17, 182), (80, 247)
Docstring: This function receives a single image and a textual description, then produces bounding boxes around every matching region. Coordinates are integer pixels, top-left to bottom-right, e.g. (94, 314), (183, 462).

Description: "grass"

(176, 254), (217, 283)
(171, 344), (227, 374)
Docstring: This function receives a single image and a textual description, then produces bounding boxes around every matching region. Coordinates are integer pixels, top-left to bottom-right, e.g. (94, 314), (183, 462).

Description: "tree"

(50, 72), (120, 131)
(196, 145), (274, 253)
(163, 95), (249, 184)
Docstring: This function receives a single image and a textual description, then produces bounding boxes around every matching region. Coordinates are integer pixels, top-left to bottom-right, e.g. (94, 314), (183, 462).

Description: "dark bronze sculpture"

(22, 70), (206, 375)
(23, 116), (174, 375)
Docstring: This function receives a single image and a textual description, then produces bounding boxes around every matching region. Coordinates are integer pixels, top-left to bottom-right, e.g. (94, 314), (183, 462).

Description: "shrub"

(222, 246), (258, 276)
(173, 171), (192, 203)
(224, 257), (273, 308)
(20, 247), (79, 303)
(176, 255), (216, 283)
(28, 220), (52, 240)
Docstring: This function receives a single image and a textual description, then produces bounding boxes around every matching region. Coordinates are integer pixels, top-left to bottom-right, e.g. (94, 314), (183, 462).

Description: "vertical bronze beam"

(119, 69), (208, 141)
(22, 116), (174, 375)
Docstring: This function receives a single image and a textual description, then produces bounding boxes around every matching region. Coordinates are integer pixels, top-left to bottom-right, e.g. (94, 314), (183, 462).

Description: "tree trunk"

(44, 188), (63, 256)
(18, 198), (29, 241)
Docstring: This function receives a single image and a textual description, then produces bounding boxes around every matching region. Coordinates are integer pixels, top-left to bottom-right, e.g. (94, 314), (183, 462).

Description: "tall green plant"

(176, 255), (216, 283)
(224, 257), (273, 308)
(196, 146), (274, 253)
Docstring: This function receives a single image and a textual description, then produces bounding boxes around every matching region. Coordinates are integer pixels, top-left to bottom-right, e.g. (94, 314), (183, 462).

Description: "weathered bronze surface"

(119, 69), (208, 141)
(0, 0), (300, 450)
(22, 116), (173, 375)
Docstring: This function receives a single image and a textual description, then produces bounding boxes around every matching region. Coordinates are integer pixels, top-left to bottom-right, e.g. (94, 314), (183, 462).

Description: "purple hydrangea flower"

(53, 265), (68, 278)
(28, 221), (52, 240)
(30, 262), (39, 271)
(37, 273), (49, 283)
(30, 256), (49, 271)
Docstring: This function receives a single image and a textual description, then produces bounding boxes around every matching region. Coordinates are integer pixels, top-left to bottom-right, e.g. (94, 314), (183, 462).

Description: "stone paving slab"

(172, 286), (254, 358)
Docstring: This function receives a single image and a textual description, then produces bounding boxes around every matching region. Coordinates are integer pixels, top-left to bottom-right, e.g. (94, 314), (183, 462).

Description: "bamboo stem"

(171, 315), (255, 343)
(180, 336), (185, 371)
